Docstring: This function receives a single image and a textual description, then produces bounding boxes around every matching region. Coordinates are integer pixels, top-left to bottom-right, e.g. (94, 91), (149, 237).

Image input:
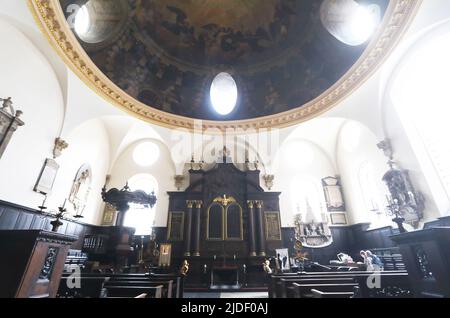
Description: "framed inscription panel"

(264, 211), (282, 241)
(102, 203), (117, 226)
(158, 243), (172, 267)
(34, 158), (59, 195)
(322, 176), (345, 211)
(330, 213), (348, 225)
(167, 211), (185, 241)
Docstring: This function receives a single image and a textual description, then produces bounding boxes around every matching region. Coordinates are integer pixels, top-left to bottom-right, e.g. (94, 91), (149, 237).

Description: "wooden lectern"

(0, 230), (77, 298)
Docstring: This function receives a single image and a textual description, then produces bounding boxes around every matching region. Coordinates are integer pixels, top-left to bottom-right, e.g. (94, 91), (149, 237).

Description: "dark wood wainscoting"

(281, 224), (400, 265)
(0, 200), (96, 249)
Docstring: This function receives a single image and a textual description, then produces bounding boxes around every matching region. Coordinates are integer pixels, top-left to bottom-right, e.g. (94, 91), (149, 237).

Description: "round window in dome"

(210, 72), (238, 116)
(133, 142), (160, 167)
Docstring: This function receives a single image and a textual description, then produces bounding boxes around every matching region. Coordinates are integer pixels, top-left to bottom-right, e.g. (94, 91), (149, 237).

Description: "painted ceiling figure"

(68, 0), (388, 121)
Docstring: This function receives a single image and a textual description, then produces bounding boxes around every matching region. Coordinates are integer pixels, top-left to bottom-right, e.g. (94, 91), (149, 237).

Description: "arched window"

(357, 161), (390, 228)
(390, 27), (450, 211)
(123, 174), (158, 236)
(206, 196), (243, 241)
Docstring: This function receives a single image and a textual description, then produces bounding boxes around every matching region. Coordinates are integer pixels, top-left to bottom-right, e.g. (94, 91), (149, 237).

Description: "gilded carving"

(27, 0), (422, 131)
(53, 137), (68, 159)
(194, 200), (203, 209)
(186, 200), (194, 209)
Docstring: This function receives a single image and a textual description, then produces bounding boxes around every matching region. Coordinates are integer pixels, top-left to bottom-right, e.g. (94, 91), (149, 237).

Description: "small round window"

(210, 72), (238, 116)
(132, 142), (160, 167)
(72, 0), (128, 45)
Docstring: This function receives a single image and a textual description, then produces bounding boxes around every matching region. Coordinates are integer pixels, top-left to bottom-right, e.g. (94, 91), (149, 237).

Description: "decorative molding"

(53, 137), (68, 158)
(255, 200), (263, 209)
(186, 200), (194, 209)
(27, 0), (422, 131)
(213, 195), (236, 207)
(194, 200), (203, 209)
(174, 175), (185, 191)
(39, 247), (59, 280)
(263, 174), (274, 190)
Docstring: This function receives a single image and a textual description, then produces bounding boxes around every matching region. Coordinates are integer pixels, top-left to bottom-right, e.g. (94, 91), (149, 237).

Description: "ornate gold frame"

(28, 0), (422, 131)
(206, 196), (243, 241)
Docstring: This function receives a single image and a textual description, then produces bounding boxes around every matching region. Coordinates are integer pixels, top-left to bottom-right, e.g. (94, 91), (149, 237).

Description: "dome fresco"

(60, 0), (389, 121)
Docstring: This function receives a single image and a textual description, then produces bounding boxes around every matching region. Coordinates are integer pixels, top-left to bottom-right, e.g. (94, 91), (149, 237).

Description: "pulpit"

(0, 230), (77, 298)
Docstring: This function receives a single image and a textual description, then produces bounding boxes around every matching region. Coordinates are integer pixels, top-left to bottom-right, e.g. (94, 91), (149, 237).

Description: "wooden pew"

(108, 276), (179, 298)
(104, 280), (174, 298)
(59, 272), (184, 299)
(272, 271), (409, 298)
(57, 277), (108, 298)
(311, 289), (354, 298)
(354, 274), (412, 298)
(148, 273), (184, 298)
(105, 285), (163, 298)
(269, 270), (406, 291)
(277, 277), (355, 298)
(107, 273), (184, 298)
(268, 273), (301, 298)
(292, 283), (358, 298)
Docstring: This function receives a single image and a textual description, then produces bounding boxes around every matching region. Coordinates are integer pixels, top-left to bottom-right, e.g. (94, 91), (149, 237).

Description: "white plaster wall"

(336, 120), (390, 226)
(0, 19), (64, 209)
(1, 0), (450, 231)
(273, 139), (336, 227)
(46, 119), (111, 225)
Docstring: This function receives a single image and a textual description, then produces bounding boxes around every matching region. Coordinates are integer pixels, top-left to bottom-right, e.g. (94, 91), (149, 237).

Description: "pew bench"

(104, 285), (163, 298)
(277, 277), (355, 298)
(104, 279), (174, 298)
(57, 277), (108, 298)
(271, 271), (409, 298)
(292, 283), (358, 298)
(311, 289), (354, 298)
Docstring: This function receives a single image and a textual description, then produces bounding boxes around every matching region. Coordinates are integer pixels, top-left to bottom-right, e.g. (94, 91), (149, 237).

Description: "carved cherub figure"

(180, 260), (189, 276)
(263, 259), (272, 274)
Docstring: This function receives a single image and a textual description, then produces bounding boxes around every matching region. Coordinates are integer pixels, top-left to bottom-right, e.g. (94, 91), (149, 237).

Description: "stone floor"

(184, 292), (268, 298)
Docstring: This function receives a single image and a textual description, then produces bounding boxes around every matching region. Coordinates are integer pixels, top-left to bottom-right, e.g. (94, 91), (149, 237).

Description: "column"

(185, 200), (193, 256)
(256, 200), (266, 256)
(247, 200), (257, 257)
(193, 200), (202, 257)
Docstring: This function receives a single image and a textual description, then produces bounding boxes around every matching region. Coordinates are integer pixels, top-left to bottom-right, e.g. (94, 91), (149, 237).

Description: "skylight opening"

(320, 0), (381, 46)
(74, 5), (90, 37)
(210, 72), (238, 116)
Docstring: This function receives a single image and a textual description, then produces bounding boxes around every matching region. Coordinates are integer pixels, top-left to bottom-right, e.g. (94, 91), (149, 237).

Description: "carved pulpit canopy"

(101, 183), (157, 226)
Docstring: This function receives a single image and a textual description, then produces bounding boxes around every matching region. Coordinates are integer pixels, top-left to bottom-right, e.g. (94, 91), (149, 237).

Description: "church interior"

(1, 0), (450, 300)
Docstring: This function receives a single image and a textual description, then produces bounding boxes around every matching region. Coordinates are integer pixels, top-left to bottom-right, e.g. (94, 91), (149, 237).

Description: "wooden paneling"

(0, 200), (95, 249)
(281, 223), (400, 265)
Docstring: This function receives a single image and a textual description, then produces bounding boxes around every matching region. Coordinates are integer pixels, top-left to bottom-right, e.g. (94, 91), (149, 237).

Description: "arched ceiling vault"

(29, 0), (422, 131)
